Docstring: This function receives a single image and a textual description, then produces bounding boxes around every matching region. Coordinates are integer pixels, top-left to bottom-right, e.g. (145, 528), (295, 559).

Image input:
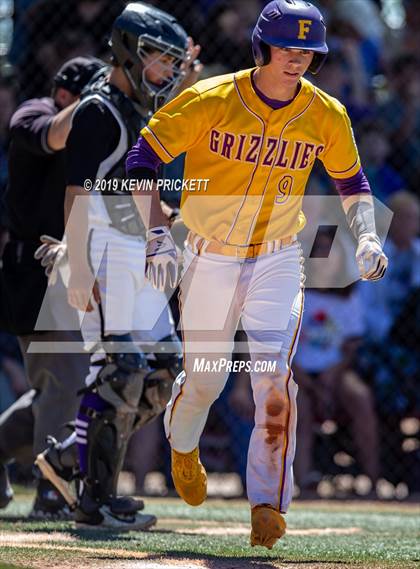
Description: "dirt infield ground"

(0, 495), (418, 569)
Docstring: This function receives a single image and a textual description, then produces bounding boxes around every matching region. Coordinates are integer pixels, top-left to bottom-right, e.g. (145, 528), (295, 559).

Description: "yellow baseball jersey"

(141, 68), (361, 245)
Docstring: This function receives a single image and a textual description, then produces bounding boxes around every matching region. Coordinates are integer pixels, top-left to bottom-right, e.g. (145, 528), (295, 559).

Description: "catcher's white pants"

(79, 227), (174, 385)
(164, 241), (304, 512)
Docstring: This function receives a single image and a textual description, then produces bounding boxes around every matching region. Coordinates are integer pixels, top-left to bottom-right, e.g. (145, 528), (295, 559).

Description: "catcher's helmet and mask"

(252, 0), (328, 74)
(110, 2), (189, 111)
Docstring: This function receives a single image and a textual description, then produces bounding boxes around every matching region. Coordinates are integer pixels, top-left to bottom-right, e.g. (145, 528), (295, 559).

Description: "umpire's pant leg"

(0, 389), (36, 464)
(18, 331), (89, 454)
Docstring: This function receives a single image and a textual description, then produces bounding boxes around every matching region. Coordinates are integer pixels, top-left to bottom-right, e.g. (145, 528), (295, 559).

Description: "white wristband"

(358, 232), (381, 246)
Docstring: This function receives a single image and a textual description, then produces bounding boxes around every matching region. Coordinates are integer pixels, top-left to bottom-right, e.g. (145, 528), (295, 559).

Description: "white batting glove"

(34, 235), (68, 286)
(146, 226), (178, 291)
(356, 233), (388, 281)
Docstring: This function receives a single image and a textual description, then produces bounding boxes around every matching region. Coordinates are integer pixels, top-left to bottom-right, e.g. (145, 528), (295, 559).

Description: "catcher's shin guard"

(134, 333), (183, 430)
(76, 334), (150, 510)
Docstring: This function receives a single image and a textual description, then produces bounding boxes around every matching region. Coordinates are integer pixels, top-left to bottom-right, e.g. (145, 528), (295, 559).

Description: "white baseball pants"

(78, 227), (175, 386)
(164, 241), (304, 512)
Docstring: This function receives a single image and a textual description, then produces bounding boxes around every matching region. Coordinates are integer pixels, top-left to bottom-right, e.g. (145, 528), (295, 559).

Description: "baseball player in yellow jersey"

(126, 0), (388, 549)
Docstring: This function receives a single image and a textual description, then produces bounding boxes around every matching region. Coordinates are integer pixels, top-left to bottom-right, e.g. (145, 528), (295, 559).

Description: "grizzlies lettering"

(209, 129), (324, 170)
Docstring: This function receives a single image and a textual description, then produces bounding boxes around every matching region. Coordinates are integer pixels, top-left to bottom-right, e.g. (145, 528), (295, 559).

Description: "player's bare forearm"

(47, 100), (79, 151)
(64, 185), (90, 273)
(64, 185), (100, 311)
(132, 182), (169, 229)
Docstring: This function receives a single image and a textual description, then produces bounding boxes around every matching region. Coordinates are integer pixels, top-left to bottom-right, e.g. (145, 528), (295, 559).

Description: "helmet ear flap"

(260, 41), (271, 66)
(253, 39), (271, 67)
(308, 52), (328, 74)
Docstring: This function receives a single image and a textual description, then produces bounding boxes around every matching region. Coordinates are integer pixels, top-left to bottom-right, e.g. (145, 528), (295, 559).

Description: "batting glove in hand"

(146, 226), (178, 291)
(356, 233), (388, 281)
(34, 235), (67, 286)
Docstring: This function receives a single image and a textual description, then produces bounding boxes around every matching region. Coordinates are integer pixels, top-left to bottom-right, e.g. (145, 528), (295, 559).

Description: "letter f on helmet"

(298, 19), (312, 40)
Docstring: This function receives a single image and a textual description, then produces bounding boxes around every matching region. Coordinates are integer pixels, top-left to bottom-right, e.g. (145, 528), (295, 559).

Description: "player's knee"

(193, 380), (224, 408)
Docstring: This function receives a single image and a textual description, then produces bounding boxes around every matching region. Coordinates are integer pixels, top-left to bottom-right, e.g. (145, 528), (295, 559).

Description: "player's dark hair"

(258, 41), (271, 66)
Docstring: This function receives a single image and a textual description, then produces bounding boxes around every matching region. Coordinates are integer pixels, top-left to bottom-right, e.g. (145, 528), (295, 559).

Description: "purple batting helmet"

(252, 0), (328, 74)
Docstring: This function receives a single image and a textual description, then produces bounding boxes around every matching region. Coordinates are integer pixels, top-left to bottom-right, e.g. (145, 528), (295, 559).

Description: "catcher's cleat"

(28, 479), (73, 521)
(171, 447), (207, 506)
(108, 495), (145, 516)
(75, 507), (156, 531)
(35, 438), (77, 510)
(250, 504), (286, 549)
(35, 439), (145, 516)
(74, 482), (153, 531)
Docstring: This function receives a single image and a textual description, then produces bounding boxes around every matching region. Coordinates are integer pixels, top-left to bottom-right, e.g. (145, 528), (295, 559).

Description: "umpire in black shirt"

(0, 57), (103, 517)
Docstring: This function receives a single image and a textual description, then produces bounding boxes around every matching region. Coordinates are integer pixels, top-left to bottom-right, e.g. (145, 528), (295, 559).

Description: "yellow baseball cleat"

(171, 447), (207, 506)
(250, 504), (287, 549)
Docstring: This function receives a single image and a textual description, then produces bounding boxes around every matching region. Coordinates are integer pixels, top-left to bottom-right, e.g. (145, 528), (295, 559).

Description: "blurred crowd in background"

(0, 0), (419, 501)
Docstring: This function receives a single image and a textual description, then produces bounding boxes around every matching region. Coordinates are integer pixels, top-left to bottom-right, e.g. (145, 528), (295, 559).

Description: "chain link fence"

(0, 0), (419, 501)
